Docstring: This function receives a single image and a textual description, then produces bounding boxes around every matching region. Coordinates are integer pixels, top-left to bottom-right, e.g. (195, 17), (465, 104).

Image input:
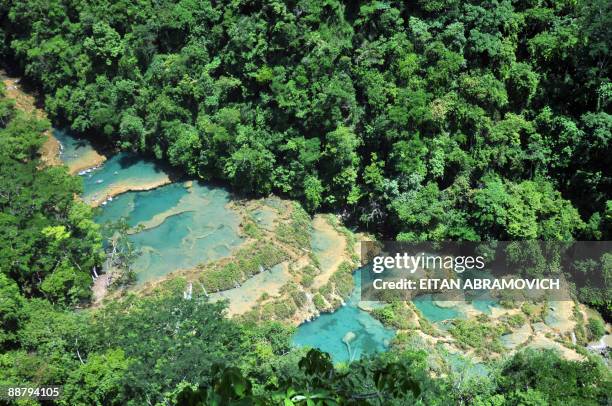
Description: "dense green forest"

(0, 95), (608, 402)
(1, 0), (611, 405)
(0, 83), (103, 307)
(1, 0), (610, 241)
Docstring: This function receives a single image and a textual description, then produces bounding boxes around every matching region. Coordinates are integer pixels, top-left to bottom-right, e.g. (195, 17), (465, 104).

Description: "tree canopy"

(0, 0), (609, 242)
(0, 1), (610, 405)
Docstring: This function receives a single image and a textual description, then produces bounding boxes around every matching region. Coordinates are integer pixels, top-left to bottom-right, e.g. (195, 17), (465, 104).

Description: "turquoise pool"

(293, 269), (395, 363)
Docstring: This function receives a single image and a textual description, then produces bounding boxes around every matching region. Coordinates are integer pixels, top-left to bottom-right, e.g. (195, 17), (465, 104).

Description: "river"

(55, 129), (499, 363)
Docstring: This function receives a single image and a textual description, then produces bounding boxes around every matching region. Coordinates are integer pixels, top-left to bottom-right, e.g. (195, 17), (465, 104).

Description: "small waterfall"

(198, 282), (209, 297)
(342, 331), (357, 362)
(587, 336), (608, 353)
(183, 282), (193, 300)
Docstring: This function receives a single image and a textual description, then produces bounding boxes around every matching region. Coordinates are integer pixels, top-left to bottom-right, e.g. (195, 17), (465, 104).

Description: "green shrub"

(300, 265), (318, 287)
(499, 299), (518, 309)
(419, 318), (436, 336)
(521, 302), (537, 318)
(260, 300), (297, 320)
(238, 310), (260, 324)
(313, 293), (326, 311)
(449, 319), (504, 353)
(326, 262), (354, 299)
(587, 317), (605, 340)
(372, 306), (395, 325)
(199, 241), (287, 291)
(276, 203), (311, 250)
(372, 302), (415, 330)
(319, 285), (332, 301)
(507, 314), (526, 328)
(242, 221), (261, 239)
(273, 301), (297, 319)
(301, 274), (314, 287)
(284, 284), (307, 308)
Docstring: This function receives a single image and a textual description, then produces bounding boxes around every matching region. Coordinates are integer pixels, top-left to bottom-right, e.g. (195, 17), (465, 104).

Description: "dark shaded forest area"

(1, 0), (610, 241)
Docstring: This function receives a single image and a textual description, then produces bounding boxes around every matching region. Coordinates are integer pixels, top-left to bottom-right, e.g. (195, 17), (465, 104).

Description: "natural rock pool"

(54, 128), (106, 174)
(54, 130), (501, 363)
(293, 269), (395, 363)
(97, 182), (244, 283)
(56, 131), (243, 284)
(81, 153), (171, 207)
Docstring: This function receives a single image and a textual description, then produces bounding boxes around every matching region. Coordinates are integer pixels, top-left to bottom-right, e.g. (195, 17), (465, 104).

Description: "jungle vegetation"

(0, 0), (610, 242)
(1, 0), (611, 405)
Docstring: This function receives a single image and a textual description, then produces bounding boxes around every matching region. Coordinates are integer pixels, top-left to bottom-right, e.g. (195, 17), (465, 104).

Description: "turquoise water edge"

(293, 269), (395, 363)
(57, 130), (494, 363)
(95, 182), (243, 283)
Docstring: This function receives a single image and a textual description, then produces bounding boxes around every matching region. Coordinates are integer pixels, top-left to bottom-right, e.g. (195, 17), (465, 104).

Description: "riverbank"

(107, 188), (602, 363)
(67, 149), (107, 175)
(364, 293), (590, 362)
(0, 71), (109, 173)
(52, 128), (108, 175)
(1, 71), (61, 166)
(0, 75), (166, 204)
